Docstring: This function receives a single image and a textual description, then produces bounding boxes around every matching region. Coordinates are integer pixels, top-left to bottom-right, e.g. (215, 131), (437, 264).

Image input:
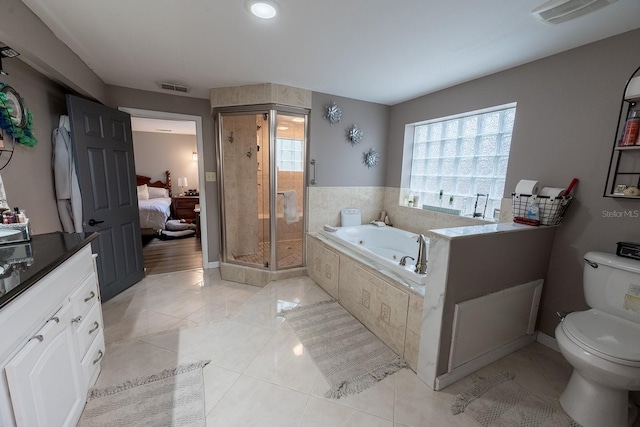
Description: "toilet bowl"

(555, 252), (640, 427)
(556, 310), (640, 427)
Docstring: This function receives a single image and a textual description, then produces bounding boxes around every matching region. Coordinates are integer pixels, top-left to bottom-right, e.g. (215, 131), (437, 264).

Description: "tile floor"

(94, 267), (583, 426)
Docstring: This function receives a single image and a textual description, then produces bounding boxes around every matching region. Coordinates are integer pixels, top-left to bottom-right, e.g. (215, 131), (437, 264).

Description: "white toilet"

(556, 251), (640, 427)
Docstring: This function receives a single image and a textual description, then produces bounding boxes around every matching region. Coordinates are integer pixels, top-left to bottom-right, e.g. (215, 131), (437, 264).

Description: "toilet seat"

(562, 309), (640, 367)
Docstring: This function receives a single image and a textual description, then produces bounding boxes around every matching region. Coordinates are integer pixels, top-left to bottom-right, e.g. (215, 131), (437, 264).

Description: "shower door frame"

(215, 103), (309, 272)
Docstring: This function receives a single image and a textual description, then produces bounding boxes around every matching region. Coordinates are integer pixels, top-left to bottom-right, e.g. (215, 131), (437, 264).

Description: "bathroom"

(1, 5), (640, 423)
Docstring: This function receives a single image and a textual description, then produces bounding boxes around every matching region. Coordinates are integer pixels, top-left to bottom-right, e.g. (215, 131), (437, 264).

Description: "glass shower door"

(219, 112), (270, 268)
(274, 112), (306, 269)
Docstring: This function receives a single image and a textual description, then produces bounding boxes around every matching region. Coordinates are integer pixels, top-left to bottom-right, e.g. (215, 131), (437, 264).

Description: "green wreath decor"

(0, 83), (37, 147)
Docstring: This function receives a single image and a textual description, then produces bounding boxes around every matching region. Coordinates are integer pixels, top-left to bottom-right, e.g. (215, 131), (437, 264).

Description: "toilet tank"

(584, 251), (640, 324)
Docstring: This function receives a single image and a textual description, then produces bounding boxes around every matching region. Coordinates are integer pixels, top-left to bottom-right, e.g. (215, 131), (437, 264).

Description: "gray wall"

(387, 28), (640, 336)
(0, 0), (106, 103)
(106, 85), (219, 262)
(0, 58), (67, 234)
(310, 92), (390, 187)
(133, 131), (199, 196)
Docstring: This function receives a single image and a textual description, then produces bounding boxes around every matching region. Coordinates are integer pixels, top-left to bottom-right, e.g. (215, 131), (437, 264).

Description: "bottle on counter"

(621, 104), (640, 146)
(3, 209), (15, 224)
(14, 207), (25, 223)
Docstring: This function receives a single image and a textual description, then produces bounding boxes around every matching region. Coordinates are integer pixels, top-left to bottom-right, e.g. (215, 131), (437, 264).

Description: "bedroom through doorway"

(126, 108), (207, 275)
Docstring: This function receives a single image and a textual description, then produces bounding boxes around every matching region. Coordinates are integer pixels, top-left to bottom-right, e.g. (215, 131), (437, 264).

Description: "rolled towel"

(283, 190), (299, 224)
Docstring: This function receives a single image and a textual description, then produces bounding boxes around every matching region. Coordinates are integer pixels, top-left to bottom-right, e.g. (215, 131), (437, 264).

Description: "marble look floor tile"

(300, 396), (393, 426)
(95, 340), (182, 388)
(202, 363), (241, 415)
(244, 329), (322, 393)
(472, 346), (560, 399)
(185, 320), (274, 373)
(102, 309), (187, 344)
(525, 341), (573, 395)
(93, 269), (574, 427)
(394, 368), (477, 427)
(139, 322), (218, 354)
(206, 375), (308, 426)
(229, 292), (290, 331)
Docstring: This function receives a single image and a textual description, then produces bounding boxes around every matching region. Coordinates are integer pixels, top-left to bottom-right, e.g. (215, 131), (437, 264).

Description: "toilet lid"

(563, 310), (640, 367)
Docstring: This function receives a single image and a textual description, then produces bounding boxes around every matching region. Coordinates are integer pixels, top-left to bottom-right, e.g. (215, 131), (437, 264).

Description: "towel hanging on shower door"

(282, 190), (299, 224)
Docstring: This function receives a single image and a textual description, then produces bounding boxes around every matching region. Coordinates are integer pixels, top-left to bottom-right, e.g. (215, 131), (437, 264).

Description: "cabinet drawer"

(75, 302), (103, 358)
(80, 329), (105, 390)
(70, 273), (99, 320)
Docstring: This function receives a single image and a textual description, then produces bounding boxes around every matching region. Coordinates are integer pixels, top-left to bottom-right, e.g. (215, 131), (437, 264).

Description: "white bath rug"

(451, 371), (580, 426)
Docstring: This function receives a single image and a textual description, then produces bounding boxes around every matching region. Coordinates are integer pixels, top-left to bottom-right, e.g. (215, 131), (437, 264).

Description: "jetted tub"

(318, 224), (428, 286)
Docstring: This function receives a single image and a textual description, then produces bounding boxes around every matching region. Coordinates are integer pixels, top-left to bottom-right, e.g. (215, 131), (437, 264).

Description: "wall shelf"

(604, 65), (640, 198)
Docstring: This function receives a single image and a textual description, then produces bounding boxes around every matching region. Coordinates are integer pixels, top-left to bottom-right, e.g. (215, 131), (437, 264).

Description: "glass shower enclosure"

(216, 105), (307, 271)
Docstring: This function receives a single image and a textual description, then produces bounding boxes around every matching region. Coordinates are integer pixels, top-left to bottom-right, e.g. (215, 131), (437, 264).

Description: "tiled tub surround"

(418, 223), (557, 390)
(306, 186), (491, 235)
(309, 222), (557, 391)
(307, 234), (424, 371)
(318, 224), (428, 287)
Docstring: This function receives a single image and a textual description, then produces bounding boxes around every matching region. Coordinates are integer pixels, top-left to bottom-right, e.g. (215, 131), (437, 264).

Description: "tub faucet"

(415, 234), (428, 274)
(399, 255), (414, 266)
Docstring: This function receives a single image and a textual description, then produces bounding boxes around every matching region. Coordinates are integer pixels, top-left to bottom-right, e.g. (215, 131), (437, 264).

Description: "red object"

(559, 178), (579, 197)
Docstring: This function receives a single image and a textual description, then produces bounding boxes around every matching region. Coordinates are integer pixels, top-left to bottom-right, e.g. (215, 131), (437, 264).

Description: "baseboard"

(434, 333), (537, 391)
(536, 330), (560, 352)
(204, 261), (220, 269)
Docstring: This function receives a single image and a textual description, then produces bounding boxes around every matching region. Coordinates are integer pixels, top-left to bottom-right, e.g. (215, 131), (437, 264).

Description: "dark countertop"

(0, 232), (98, 311)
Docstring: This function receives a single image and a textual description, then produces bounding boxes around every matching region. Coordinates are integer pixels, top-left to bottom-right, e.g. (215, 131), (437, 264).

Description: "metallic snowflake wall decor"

(323, 102), (342, 125)
(363, 148), (380, 168)
(347, 125), (363, 145)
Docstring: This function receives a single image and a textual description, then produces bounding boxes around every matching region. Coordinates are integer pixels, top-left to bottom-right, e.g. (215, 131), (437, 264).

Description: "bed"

(136, 171), (172, 231)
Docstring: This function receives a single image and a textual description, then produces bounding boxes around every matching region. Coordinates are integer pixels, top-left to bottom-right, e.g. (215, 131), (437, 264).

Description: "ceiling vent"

(532, 0), (617, 24)
(157, 82), (190, 93)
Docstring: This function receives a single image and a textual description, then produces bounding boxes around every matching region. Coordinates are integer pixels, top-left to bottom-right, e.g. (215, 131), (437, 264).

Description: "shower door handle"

(310, 159), (317, 185)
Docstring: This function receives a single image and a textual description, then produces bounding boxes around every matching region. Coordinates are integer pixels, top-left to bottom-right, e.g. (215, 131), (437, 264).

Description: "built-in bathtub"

(318, 224), (428, 288)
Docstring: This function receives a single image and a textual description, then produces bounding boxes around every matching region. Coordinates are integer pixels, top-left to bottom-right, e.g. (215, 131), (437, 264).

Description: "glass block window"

(276, 138), (304, 172)
(407, 104), (516, 219)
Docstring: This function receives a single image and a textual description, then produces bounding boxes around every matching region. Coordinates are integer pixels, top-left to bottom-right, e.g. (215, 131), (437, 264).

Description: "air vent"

(533, 0), (617, 24)
(157, 82), (190, 93)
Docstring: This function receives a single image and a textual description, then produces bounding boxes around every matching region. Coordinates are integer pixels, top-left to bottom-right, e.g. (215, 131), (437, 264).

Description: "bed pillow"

(147, 187), (169, 199)
(137, 184), (149, 200)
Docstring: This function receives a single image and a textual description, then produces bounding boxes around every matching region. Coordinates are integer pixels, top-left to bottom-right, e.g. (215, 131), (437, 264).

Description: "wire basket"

(511, 193), (573, 226)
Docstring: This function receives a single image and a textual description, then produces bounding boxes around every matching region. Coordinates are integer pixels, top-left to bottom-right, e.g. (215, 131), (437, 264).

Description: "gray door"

(66, 95), (144, 301)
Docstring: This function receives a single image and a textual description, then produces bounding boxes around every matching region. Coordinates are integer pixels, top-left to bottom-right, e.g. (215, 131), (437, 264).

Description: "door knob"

(88, 219), (104, 226)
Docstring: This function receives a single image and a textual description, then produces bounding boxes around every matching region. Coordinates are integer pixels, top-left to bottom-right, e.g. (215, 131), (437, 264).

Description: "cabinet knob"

(92, 350), (104, 365)
(29, 334), (44, 343)
(84, 291), (96, 302)
(72, 315), (83, 324)
(89, 321), (100, 334)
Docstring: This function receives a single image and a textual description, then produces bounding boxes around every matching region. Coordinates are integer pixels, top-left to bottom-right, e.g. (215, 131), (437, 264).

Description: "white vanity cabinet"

(5, 302), (85, 427)
(0, 239), (104, 427)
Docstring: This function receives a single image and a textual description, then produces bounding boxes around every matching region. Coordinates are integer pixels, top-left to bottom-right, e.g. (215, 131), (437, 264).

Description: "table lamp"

(178, 177), (188, 196)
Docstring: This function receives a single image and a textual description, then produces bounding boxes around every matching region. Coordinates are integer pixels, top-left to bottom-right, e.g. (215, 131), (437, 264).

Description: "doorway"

(120, 107), (208, 273)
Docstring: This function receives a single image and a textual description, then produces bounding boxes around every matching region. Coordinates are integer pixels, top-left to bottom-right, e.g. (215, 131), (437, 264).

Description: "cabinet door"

(5, 303), (84, 427)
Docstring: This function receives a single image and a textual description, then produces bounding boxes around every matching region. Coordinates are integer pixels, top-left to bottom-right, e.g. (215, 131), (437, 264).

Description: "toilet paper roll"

(539, 187), (564, 198)
(515, 179), (539, 196)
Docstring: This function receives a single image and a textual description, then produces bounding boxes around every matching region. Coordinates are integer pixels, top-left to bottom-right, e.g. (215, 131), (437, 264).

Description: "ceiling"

(19, 0), (640, 106)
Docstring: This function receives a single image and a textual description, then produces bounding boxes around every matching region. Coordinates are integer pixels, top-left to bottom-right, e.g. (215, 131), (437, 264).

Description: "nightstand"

(171, 196), (199, 221)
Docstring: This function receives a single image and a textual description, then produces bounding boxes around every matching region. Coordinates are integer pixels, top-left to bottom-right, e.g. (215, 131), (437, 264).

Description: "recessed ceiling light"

(277, 125), (289, 130)
(249, 1), (277, 19)
(292, 117), (305, 123)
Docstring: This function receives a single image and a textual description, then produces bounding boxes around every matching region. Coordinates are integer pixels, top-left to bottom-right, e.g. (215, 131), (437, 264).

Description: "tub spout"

(399, 255), (414, 266)
(415, 234), (428, 274)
